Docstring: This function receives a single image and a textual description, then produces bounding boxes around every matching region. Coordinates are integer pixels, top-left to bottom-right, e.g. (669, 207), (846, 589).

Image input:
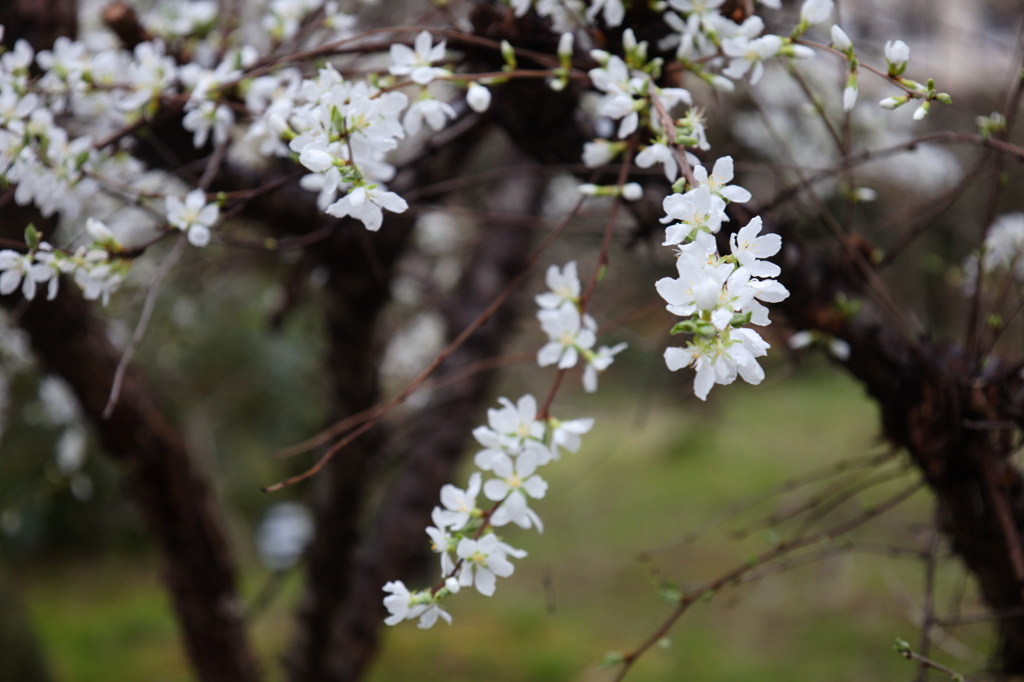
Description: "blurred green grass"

(17, 367), (992, 681)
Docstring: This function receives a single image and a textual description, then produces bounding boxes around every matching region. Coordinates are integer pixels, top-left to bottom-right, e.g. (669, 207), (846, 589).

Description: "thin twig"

(263, 197), (586, 492)
(638, 450), (896, 556)
(896, 638), (970, 682)
(964, 29), (1024, 365)
(746, 87), (924, 343)
(916, 509), (943, 682)
(103, 234), (187, 418)
(611, 481), (924, 681)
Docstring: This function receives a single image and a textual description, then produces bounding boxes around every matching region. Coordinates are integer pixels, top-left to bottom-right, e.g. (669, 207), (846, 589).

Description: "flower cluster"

(383, 261), (621, 628)
(655, 157), (789, 399)
(0, 221), (129, 305)
(575, 0), (827, 197)
(270, 30), (454, 230)
(1, 16), (480, 266)
(382, 393), (595, 628)
(536, 261), (627, 393)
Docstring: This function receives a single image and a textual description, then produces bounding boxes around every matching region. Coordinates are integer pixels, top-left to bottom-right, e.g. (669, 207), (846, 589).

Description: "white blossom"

(885, 40), (910, 68)
(661, 186), (725, 251)
(665, 327), (770, 400)
(382, 581), (451, 628)
(403, 97), (457, 135)
(722, 34), (783, 85)
(830, 25), (852, 51)
(536, 261), (580, 310)
(466, 83), (491, 113)
(550, 417), (594, 456)
(588, 55), (646, 139)
(585, 0), (626, 27)
(583, 139), (620, 167)
(325, 186), (408, 232)
(434, 472), (481, 530)
(483, 447), (548, 531)
(537, 306), (597, 369)
(0, 249), (54, 300)
(166, 189), (219, 247)
(635, 142), (679, 181)
(691, 156), (752, 204)
(800, 0), (833, 25)
(472, 395), (547, 468)
(843, 83), (858, 112)
(456, 534), (524, 596)
(389, 31), (450, 85)
(729, 216), (781, 277)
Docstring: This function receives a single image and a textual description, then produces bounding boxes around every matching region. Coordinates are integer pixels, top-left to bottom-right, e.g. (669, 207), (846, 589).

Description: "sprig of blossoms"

(384, 261), (625, 628)
(535, 261), (628, 393)
(382, 393), (595, 627)
(655, 156), (789, 400)
(588, 30), (692, 141)
(280, 65), (411, 231)
(0, 222), (129, 305)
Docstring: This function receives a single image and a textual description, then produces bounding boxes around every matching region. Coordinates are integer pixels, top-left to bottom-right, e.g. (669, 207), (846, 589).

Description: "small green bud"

(330, 104), (344, 132)
(657, 580), (682, 603)
(598, 652), (625, 669)
(730, 311), (753, 327)
(24, 223), (40, 249)
(500, 40), (517, 71)
(670, 320), (699, 335)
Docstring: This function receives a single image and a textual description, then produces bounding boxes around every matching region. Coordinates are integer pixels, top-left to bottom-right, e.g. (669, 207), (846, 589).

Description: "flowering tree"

(1, 0), (1023, 680)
